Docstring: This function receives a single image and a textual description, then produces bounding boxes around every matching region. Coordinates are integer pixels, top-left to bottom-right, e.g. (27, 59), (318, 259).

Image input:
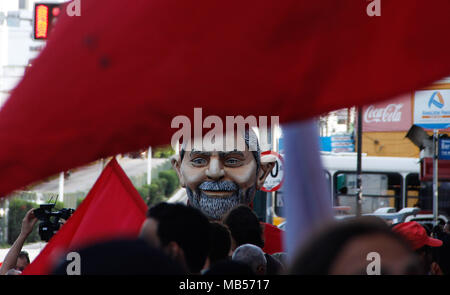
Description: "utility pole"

(147, 146), (152, 185)
(58, 171), (64, 204)
(433, 130), (439, 225)
(356, 107), (363, 217)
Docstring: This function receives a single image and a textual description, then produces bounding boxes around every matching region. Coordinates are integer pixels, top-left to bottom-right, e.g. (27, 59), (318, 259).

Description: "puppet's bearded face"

(178, 149), (259, 220)
(172, 130), (274, 220)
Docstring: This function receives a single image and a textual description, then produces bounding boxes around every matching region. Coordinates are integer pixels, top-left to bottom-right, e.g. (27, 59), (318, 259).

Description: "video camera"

(33, 203), (75, 242)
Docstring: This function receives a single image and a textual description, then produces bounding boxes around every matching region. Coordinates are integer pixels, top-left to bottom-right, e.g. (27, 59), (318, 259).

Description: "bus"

(273, 153), (450, 218)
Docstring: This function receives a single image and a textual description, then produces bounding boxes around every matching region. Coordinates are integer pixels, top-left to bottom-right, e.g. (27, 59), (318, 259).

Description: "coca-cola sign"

(362, 94), (412, 132)
(364, 104), (403, 123)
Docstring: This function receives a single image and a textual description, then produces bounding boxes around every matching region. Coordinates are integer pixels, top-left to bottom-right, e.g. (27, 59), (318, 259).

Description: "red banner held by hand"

(22, 158), (148, 275)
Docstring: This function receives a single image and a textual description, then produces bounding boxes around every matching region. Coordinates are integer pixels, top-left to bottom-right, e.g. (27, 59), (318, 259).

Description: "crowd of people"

(1, 201), (449, 275)
(0, 130), (449, 275)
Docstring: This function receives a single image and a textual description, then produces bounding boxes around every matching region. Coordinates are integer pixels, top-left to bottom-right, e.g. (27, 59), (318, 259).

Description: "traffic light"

(34, 3), (62, 40)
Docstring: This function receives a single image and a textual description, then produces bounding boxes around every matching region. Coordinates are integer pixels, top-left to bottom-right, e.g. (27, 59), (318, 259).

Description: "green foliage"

(153, 146), (175, 158)
(136, 168), (180, 207)
(76, 197), (84, 208)
(10, 191), (37, 202)
(54, 201), (64, 210)
(158, 170), (179, 196)
(7, 199), (40, 245)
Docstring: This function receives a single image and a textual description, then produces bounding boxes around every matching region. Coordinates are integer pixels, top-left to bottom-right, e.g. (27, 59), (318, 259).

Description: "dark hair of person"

(50, 239), (186, 275)
(18, 251), (30, 264)
(416, 244), (435, 273)
(422, 223), (432, 236)
(208, 222), (232, 265)
(222, 204), (264, 248)
(147, 202), (211, 273)
(289, 216), (413, 275)
(203, 259), (255, 275)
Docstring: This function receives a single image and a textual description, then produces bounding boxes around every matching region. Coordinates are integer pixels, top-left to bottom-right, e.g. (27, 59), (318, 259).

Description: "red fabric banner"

(22, 158), (148, 275)
(262, 223), (283, 255)
(1, 1), (450, 196)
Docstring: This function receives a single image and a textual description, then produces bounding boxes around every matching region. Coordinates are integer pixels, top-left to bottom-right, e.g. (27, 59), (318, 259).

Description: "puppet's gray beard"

(186, 184), (256, 220)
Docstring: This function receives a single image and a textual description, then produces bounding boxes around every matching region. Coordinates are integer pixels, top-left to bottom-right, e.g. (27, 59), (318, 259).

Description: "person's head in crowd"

(392, 221), (443, 274)
(207, 221), (232, 268)
(221, 204), (287, 274)
(15, 251), (30, 272)
(171, 128), (275, 221)
(5, 269), (22, 275)
(51, 239), (186, 275)
(271, 252), (288, 269)
(232, 244), (267, 275)
(203, 259), (255, 275)
(444, 221), (450, 234)
(290, 216), (423, 275)
(222, 204), (264, 251)
(421, 223), (432, 236)
(139, 202), (211, 274)
(433, 221), (450, 275)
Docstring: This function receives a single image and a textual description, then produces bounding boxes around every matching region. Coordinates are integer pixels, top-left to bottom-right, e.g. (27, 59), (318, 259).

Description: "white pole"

(147, 146), (152, 185)
(4, 198), (8, 244)
(0, 199), (7, 244)
(433, 129), (439, 225)
(59, 171), (64, 203)
(175, 141), (180, 155)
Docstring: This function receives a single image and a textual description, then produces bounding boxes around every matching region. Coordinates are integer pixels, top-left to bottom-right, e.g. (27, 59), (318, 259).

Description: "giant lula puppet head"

(171, 129), (275, 220)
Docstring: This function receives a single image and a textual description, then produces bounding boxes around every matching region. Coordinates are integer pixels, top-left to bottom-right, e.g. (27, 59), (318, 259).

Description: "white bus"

(321, 153), (420, 215)
(274, 153), (450, 217)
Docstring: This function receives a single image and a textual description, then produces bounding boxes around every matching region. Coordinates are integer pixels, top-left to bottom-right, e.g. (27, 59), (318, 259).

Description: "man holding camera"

(0, 209), (37, 275)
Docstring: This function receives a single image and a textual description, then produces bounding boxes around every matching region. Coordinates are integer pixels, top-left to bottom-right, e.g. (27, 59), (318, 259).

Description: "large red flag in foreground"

(1, 1), (450, 196)
(22, 158), (148, 275)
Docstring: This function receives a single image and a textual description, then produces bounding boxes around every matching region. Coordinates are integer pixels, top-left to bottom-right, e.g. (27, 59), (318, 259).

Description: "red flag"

(22, 158), (148, 275)
(1, 1), (450, 195)
(262, 223), (283, 255)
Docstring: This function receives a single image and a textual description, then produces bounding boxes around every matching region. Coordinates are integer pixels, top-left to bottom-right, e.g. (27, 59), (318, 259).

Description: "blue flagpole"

(282, 119), (334, 262)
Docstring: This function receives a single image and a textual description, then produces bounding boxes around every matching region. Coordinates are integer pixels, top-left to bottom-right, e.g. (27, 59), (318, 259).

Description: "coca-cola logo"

(364, 104), (403, 123)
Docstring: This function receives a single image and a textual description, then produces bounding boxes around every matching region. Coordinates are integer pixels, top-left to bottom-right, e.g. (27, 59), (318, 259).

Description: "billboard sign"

(414, 90), (450, 129)
(439, 138), (450, 160)
(331, 134), (354, 153)
(362, 94), (412, 132)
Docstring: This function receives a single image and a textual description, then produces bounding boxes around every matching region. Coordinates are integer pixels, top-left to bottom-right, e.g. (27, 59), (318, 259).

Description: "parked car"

(276, 207), (441, 230)
(366, 207), (421, 224)
(404, 214), (449, 231)
(335, 207), (421, 224)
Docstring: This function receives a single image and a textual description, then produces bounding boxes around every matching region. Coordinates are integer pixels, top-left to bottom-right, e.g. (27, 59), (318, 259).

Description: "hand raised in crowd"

(0, 209), (38, 275)
(20, 209), (38, 237)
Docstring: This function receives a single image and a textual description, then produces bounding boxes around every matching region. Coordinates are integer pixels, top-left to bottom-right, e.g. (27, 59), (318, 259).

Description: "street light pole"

(356, 106), (363, 217)
(58, 171), (64, 203)
(433, 129), (439, 225)
(265, 126), (277, 225)
(147, 146), (152, 185)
